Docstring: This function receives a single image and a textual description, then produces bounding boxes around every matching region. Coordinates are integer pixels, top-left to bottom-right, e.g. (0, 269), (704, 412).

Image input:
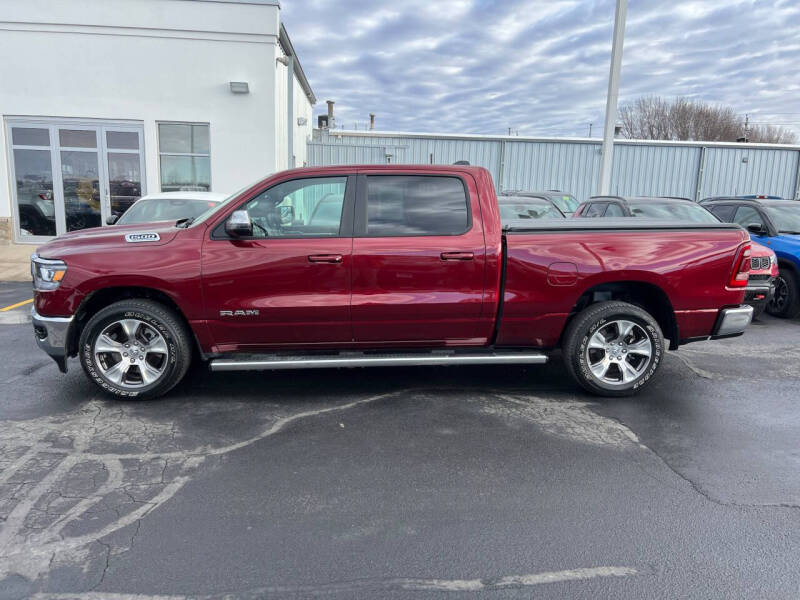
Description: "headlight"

(31, 254), (67, 291)
(770, 253), (777, 266)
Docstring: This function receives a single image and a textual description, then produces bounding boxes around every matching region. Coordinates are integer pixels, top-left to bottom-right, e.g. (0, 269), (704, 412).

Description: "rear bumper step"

(209, 351), (548, 372)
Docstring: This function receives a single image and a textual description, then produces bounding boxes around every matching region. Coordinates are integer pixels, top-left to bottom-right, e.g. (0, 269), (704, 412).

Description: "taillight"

(729, 244), (751, 287)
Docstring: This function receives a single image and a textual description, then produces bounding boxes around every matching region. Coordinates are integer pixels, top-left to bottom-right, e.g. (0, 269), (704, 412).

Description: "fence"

(308, 129), (800, 202)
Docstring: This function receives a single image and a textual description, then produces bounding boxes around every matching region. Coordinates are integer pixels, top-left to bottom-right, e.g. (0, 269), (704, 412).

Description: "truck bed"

(498, 219), (750, 348)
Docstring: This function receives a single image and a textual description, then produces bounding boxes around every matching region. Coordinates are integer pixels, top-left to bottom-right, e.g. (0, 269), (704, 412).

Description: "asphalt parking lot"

(1, 280), (799, 599)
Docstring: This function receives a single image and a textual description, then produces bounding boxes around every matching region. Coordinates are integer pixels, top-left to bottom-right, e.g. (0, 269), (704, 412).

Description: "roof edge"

(279, 23), (316, 104)
(317, 128), (800, 151)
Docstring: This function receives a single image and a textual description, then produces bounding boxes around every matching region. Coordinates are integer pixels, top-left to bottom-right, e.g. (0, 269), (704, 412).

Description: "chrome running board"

(209, 351), (548, 372)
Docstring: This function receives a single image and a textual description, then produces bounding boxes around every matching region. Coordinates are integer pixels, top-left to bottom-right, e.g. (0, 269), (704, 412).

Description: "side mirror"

(225, 210), (253, 238)
(746, 222), (767, 235)
(106, 214), (119, 225)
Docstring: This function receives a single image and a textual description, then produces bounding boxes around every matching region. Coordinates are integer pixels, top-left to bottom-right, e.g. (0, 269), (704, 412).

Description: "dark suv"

(702, 197), (800, 318)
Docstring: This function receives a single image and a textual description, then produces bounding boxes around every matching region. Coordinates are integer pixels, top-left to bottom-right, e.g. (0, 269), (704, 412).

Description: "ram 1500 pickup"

(30, 165), (754, 398)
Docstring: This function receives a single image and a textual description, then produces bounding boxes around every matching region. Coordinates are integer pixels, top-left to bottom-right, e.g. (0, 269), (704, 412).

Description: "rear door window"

(583, 202), (607, 218)
(362, 175), (470, 236)
(708, 204), (736, 222)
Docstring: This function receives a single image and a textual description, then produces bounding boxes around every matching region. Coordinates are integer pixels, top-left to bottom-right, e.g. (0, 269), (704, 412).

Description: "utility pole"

(598, 0), (627, 195)
(745, 114), (750, 142)
(589, 123), (593, 137)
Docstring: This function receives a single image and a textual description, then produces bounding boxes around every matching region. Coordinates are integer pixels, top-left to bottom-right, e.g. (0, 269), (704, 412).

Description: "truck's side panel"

(498, 228), (748, 347)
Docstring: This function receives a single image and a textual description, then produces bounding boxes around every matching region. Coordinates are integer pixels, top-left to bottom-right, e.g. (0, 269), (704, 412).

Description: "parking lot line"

(0, 298), (33, 312)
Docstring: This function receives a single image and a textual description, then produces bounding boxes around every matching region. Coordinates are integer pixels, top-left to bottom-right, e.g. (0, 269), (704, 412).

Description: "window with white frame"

(158, 123), (210, 192)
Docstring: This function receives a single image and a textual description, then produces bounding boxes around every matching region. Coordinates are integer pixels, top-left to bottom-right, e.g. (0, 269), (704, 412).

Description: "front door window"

(7, 120), (146, 242)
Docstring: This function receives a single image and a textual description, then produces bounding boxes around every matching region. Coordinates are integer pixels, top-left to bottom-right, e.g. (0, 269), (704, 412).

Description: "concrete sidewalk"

(0, 244), (34, 281)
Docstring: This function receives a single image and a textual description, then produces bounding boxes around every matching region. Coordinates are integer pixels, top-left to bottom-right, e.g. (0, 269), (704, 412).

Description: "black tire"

(79, 299), (192, 399)
(562, 301), (664, 397)
(766, 268), (800, 319)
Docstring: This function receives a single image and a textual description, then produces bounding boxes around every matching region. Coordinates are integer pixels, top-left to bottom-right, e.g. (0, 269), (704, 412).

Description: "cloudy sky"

(282, 0), (800, 138)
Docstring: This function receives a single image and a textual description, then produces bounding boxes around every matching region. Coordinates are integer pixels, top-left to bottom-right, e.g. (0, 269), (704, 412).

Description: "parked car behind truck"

(702, 197), (800, 318)
(30, 165), (754, 399)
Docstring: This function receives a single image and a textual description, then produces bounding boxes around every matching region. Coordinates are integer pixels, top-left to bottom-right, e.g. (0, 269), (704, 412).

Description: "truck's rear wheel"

(563, 301), (664, 397)
(79, 299), (192, 399)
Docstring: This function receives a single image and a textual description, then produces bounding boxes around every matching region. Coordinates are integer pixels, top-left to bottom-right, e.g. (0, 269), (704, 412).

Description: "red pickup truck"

(30, 165), (754, 399)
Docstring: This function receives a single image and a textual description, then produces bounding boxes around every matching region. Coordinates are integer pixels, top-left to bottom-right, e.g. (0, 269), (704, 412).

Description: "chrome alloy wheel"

(93, 319), (169, 388)
(585, 319), (653, 386)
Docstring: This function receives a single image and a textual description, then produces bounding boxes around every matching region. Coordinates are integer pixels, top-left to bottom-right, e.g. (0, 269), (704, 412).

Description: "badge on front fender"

(125, 232), (161, 243)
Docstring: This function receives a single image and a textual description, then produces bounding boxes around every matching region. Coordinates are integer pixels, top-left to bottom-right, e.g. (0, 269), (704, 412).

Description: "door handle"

(308, 254), (343, 264)
(440, 251), (474, 261)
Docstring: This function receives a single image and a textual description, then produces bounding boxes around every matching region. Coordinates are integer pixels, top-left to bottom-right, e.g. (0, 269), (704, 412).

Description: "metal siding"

(308, 131), (800, 201)
(503, 141), (600, 202)
(702, 148), (798, 199)
(611, 144), (701, 198)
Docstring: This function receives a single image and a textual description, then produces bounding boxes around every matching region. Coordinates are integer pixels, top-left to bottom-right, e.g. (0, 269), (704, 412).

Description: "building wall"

(275, 46), (314, 170)
(0, 0), (289, 242)
(309, 130), (800, 202)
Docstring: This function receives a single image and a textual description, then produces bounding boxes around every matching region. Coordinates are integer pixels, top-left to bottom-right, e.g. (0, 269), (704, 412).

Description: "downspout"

(287, 55), (295, 168)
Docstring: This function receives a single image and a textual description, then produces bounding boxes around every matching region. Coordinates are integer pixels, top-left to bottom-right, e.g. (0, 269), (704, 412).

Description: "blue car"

(702, 197), (800, 318)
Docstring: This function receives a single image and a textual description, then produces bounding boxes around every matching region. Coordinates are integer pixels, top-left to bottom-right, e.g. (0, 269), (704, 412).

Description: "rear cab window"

(358, 175), (470, 236)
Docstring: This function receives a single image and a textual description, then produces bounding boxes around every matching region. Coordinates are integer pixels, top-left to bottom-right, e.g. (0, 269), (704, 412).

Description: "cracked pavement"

(1, 281), (799, 599)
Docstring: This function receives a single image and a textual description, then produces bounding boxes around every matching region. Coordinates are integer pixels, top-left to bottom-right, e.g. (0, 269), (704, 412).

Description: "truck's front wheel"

(79, 299), (192, 399)
(562, 301), (664, 397)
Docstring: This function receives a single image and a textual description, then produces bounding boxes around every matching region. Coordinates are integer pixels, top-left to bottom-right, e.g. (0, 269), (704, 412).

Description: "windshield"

(116, 198), (220, 225)
(499, 199), (564, 222)
(550, 194), (579, 214)
(765, 204), (800, 234)
(628, 201), (719, 223)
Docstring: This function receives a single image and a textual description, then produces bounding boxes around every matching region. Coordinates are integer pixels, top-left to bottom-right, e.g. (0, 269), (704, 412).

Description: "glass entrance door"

(7, 119), (146, 242)
(103, 129), (145, 221)
(58, 128), (103, 232)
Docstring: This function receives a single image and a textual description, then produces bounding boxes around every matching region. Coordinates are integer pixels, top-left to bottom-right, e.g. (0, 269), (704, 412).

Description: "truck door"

(350, 172), (486, 344)
(201, 175), (355, 351)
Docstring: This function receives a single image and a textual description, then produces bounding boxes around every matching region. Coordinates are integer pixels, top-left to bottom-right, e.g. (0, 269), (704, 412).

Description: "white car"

(108, 191), (229, 226)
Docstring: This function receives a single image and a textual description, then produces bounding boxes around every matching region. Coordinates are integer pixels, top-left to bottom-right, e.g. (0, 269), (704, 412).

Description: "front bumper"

(31, 307), (74, 373)
(712, 304), (754, 338)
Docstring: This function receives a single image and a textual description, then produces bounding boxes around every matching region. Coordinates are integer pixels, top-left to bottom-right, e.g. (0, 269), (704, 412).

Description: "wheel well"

(68, 287), (197, 357)
(564, 281), (680, 350)
(777, 258), (799, 277)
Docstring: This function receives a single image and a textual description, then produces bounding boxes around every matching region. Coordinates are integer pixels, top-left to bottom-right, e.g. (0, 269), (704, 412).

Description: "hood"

(749, 241), (774, 258)
(35, 222), (182, 259)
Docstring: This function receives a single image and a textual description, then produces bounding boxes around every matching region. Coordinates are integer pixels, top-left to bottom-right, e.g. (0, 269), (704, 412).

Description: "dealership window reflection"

(158, 123), (210, 192)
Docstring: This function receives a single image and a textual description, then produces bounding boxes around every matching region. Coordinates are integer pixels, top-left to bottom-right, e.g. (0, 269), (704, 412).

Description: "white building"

(0, 0), (316, 245)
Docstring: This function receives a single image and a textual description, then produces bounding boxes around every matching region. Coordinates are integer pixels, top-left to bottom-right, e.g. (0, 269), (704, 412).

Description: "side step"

(209, 351), (548, 372)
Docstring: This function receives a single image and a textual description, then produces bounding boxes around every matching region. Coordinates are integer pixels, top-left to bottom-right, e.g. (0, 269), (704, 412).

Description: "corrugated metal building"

(309, 129), (800, 202)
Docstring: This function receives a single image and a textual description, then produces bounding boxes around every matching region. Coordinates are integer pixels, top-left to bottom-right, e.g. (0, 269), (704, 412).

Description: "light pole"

(598, 0), (627, 195)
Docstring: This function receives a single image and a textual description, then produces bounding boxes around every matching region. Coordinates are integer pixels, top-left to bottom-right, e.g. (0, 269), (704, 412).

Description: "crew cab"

(30, 165), (754, 399)
(702, 197), (800, 318)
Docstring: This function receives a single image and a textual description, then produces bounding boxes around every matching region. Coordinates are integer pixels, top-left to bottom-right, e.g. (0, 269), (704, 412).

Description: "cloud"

(282, 0), (800, 137)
